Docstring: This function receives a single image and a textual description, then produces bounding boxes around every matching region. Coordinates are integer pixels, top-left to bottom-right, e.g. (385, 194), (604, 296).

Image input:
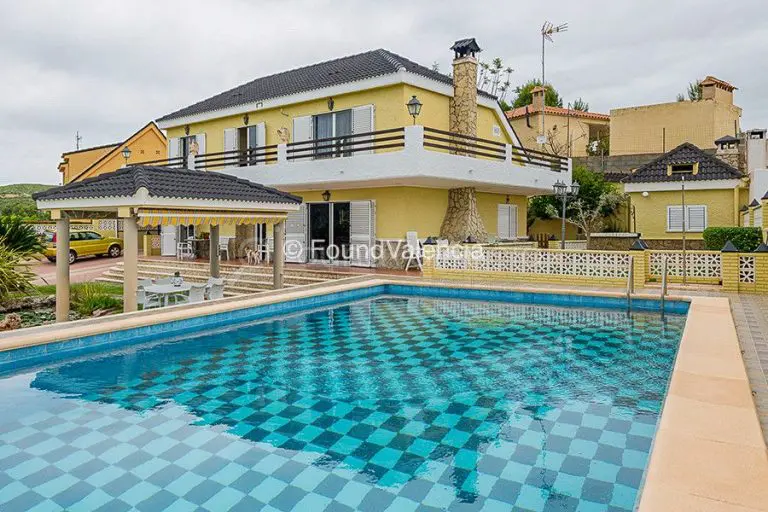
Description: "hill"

(0, 183), (55, 220)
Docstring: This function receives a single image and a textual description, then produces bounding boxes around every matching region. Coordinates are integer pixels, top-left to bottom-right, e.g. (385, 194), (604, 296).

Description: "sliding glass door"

(307, 202), (350, 263)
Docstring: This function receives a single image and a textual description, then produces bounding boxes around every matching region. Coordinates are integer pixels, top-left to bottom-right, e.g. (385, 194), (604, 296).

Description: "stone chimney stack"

(531, 86), (546, 111)
(714, 135), (742, 171)
(701, 76), (736, 105)
(449, 38), (481, 138)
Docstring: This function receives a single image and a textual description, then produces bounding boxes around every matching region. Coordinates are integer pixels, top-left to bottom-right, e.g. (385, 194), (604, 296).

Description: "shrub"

(0, 215), (44, 254)
(70, 283), (123, 316)
(0, 239), (35, 301)
(702, 227), (763, 252)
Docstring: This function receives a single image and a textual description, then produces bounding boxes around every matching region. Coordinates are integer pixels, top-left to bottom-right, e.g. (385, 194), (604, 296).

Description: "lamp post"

(669, 166), (695, 284)
(553, 180), (579, 249)
(540, 21), (567, 147)
(406, 95), (422, 125)
(121, 146), (132, 167)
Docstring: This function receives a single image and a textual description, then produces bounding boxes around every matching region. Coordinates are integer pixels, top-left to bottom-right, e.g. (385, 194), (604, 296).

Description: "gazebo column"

(209, 224), (220, 278)
(121, 210), (138, 312)
(55, 213), (70, 323)
(273, 220), (285, 289)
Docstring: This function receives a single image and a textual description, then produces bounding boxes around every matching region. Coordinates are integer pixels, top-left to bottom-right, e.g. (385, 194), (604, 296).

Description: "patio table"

(144, 283), (192, 307)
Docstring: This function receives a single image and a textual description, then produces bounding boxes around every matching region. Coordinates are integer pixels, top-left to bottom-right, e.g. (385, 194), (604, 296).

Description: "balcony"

(155, 126), (571, 196)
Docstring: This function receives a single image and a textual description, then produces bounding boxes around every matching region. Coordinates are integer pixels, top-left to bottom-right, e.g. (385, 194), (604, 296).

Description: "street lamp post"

(553, 180), (579, 249)
(669, 166), (695, 284)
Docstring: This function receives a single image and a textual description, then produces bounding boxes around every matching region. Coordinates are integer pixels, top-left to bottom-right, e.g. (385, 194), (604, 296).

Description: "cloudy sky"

(0, 0), (764, 185)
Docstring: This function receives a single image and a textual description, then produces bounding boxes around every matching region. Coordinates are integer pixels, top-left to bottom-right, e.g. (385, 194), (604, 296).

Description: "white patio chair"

(175, 283), (207, 305)
(207, 277), (225, 300)
(219, 241), (230, 260)
(176, 241), (193, 260)
(404, 231), (423, 271)
(137, 289), (161, 310)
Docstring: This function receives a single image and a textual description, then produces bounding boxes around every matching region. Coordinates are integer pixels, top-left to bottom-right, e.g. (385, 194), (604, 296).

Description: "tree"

(477, 58), (514, 103)
(512, 79), (563, 109)
(527, 166), (624, 238)
(677, 80), (702, 102)
(0, 238), (35, 301)
(0, 216), (43, 254)
(571, 98), (589, 112)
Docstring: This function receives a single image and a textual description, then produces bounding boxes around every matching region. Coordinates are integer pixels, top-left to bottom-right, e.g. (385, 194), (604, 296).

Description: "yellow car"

(43, 231), (123, 264)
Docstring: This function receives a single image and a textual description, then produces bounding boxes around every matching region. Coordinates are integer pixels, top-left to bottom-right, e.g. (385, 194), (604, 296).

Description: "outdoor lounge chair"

(175, 283), (207, 305)
(206, 278), (225, 300)
(404, 231), (423, 271)
(137, 289), (161, 310)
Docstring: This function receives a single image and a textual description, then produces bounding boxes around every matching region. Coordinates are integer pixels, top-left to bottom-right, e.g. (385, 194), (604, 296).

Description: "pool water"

(0, 296), (685, 511)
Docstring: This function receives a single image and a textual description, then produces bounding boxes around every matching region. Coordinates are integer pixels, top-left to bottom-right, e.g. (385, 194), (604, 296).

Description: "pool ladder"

(660, 256), (669, 313)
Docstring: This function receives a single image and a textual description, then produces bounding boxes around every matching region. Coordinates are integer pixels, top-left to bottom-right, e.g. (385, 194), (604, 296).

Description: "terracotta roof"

(701, 76), (737, 92)
(622, 143), (743, 183)
(506, 105), (609, 122)
(158, 49), (495, 123)
(34, 166), (302, 204)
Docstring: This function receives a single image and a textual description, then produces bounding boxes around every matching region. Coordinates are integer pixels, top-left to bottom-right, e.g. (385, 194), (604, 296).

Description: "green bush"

(702, 227), (763, 252)
(0, 215), (44, 254)
(0, 239), (35, 301)
(70, 283), (123, 316)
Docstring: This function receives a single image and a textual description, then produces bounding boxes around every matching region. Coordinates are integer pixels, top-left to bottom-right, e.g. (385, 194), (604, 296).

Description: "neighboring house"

(623, 142), (747, 249)
(506, 87), (610, 158)
(58, 122), (167, 184)
(155, 39), (570, 267)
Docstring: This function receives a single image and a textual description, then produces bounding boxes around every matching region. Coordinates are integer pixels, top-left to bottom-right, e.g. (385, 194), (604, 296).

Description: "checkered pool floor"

(0, 296), (685, 511)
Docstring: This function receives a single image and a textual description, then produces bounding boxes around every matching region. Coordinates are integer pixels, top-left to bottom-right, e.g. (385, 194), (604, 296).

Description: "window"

(84, 232), (102, 240)
(666, 162), (700, 176)
(313, 110), (353, 158)
(667, 205), (707, 232)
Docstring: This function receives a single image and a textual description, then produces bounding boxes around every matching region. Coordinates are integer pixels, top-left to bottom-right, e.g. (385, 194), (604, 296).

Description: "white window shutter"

(352, 105), (374, 155)
(285, 204), (307, 263)
(497, 204), (510, 239)
(350, 200), (375, 267)
(292, 116), (313, 143)
(168, 137), (180, 159)
(687, 205), (707, 232)
(195, 133), (206, 156)
(223, 128), (238, 167)
(667, 206), (684, 232)
(253, 122), (266, 165)
(508, 204), (518, 238)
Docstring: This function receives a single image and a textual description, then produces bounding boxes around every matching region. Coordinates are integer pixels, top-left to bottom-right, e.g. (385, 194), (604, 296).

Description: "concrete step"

(102, 267), (321, 287)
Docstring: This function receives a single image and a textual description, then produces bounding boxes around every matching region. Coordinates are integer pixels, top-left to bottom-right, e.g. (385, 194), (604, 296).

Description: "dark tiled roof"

(750, 199), (760, 207)
(450, 38), (482, 53)
(715, 135), (739, 144)
(157, 49), (495, 123)
(622, 143), (743, 183)
(33, 166), (301, 204)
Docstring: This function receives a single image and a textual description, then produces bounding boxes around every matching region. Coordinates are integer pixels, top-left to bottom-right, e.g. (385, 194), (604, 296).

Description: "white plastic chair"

(176, 283), (207, 305)
(219, 241), (230, 260)
(404, 231), (423, 271)
(177, 241), (194, 260)
(207, 277), (225, 300)
(137, 289), (161, 310)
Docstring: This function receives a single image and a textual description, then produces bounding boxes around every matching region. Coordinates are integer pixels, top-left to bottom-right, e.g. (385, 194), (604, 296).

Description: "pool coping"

(1, 276), (766, 510)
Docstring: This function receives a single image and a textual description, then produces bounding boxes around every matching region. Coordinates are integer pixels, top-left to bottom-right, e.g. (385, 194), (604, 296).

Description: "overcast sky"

(0, 0), (764, 185)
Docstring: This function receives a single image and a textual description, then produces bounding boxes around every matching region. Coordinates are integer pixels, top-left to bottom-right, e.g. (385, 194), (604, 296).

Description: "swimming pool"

(0, 286), (687, 511)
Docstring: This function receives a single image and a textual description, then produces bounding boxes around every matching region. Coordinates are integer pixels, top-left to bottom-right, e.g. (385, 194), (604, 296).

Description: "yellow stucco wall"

(610, 99), (741, 156)
(528, 218), (580, 240)
(628, 188), (738, 239)
(166, 83), (516, 152)
(59, 145), (117, 184)
(291, 187), (525, 240)
(508, 114), (609, 157)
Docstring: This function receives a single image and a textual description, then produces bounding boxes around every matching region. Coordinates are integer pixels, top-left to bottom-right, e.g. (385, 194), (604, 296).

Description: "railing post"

(187, 152), (196, 170)
(721, 243), (739, 292)
(404, 125), (424, 153)
(505, 144), (512, 164)
(277, 143), (288, 163)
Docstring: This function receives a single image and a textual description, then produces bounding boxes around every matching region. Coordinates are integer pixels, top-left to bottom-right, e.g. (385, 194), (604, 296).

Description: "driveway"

(31, 256), (122, 286)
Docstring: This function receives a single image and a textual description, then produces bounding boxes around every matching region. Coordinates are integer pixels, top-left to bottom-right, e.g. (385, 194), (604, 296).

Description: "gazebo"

(33, 166), (302, 322)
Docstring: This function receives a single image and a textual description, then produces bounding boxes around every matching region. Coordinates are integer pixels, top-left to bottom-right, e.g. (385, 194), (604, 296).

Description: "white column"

(55, 217), (70, 323)
(209, 224), (220, 278)
(273, 220), (285, 289)
(123, 215), (138, 312)
(404, 125), (424, 153)
(277, 143), (288, 163)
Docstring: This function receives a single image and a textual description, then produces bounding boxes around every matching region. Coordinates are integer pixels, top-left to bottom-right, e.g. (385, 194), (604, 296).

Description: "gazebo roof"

(34, 165), (301, 204)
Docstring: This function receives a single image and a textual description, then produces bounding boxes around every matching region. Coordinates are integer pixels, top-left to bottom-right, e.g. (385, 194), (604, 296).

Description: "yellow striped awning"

(137, 209), (287, 227)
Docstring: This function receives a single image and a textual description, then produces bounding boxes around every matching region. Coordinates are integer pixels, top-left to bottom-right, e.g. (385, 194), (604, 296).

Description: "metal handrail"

(627, 255), (634, 312)
(661, 256), (669, 313)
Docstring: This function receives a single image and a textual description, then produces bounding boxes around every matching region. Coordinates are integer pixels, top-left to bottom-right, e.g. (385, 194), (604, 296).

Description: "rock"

(0, 313), (22, 331)
(91, 309), (113, 317)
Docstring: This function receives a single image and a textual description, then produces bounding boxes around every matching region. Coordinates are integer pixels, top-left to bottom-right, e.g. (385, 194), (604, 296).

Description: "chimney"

(531, 86), (546, 111)
(714, 135), (742, 171)
(701, 76), (736, 104)
(449, 38), (481, 138)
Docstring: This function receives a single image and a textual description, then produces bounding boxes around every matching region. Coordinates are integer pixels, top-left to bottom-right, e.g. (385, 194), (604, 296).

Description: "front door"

(160, 225), (176, 256)
(308, 202), (351, 264)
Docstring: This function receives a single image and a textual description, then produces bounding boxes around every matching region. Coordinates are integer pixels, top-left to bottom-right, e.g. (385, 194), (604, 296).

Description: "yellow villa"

(154, 39), (570, 267)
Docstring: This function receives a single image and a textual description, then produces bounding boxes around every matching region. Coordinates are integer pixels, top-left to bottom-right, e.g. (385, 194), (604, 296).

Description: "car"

(43, 231), (123, 264)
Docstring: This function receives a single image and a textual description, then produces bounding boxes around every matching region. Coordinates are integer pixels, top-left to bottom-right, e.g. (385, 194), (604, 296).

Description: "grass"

(31, 282), (123, 297)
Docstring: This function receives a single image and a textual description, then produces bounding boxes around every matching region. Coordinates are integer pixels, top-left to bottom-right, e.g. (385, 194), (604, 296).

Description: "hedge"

(702, 227), (763, 252)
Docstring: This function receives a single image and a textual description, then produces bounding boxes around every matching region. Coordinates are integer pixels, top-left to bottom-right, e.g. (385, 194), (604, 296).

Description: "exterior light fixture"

(243, 113), (249, 126)
(327, 97), (335, 111)
(322, 190), (331, 202)
(406, 95), (422, 124)
(423, 236), (437, 245)
(121, 146), (132, 166)
(553, 180), (579, 249)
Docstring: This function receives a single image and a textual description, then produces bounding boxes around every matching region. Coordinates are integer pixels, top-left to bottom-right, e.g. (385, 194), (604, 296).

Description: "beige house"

(610, 76), (741, 156)
(506, 87), (610, 157)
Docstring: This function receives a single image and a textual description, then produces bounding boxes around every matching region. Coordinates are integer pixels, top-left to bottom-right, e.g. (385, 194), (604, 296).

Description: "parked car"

(43, 231), (122, 264)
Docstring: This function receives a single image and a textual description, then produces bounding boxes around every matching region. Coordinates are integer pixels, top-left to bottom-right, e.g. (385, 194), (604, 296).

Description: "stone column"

(209, 224), (220, 278)
(449, 56), (478, 138)
(55, 216), (70, 323)
(123, 214), (138, 312)
(273, 220), (285, 289)
(439, 187), (488, 243)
